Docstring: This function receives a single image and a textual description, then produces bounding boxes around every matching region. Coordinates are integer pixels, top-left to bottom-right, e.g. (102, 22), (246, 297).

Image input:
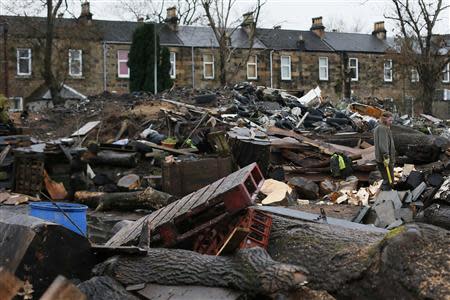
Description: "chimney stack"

(137, 16), (144, 22)
(241, 12), (256, 35)
(165, 6), (179, 31)
(79, 1), (93, 22)
(310, 16), (325, 39)
(372, 21), (386, 40)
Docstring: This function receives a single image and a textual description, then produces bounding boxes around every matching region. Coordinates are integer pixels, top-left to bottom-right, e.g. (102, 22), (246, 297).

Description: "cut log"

(0, 211), (95, 297)
(267, 215), (450, 299)
(40, 275), (86, 300)
(392, 132), (448, 158)
(77, 276), (139, 300)
(86, 151), (139, 168)
(93, 247), (307, 295)
(415, 203), (450, 230)
(74, 187), (174, 211)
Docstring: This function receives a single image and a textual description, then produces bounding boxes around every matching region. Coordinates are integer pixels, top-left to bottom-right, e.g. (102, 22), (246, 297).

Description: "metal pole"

(154, 23), (157, 94)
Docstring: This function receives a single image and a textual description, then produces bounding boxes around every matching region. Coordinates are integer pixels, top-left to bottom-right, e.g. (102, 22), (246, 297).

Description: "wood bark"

(86, 151), (139, 168)
(267, 215), (450, 299)
(391, 132), (448, 157)
(415, 203), (450, 230)
(74, 187), (174, 211)
(77, 276), (139, 300)
(93, 247), (307, 295)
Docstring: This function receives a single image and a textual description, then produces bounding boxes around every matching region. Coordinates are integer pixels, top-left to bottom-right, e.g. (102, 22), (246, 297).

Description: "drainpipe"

(2, 22), (8, 97)
(102, 42), (107, 92)
(191, 46), (195, 89)
(153, 24), (157, 94)
(269, 50), (274, 88)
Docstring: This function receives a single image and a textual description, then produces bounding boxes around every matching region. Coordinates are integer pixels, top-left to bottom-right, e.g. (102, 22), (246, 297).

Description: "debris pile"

(1, 83), (449, 299)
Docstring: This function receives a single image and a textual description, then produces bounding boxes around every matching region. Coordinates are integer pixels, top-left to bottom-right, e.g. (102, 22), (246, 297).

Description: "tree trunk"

(93, 247), (307, 295)
(77, 276), (139, 300)
(74, 187), (174, 211)
(43, 0), (62, 104)
(267, 215), (450, 299)
(421, 78), (436, 115)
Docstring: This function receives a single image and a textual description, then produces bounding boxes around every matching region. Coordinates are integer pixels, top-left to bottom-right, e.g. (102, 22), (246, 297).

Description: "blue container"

(29, 202), (88, 236)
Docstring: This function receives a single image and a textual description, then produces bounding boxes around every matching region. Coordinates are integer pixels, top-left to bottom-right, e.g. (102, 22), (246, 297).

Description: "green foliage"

(128, 23), (173, 93)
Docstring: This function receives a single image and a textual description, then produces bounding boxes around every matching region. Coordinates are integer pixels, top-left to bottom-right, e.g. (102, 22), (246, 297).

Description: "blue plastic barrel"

(29, 202), (88, 236)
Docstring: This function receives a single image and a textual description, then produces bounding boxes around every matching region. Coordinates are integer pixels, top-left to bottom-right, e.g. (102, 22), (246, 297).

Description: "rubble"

(1, 83), (450, 298)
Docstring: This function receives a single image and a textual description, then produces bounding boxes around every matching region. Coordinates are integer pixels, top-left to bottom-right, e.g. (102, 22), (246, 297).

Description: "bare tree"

(4, 0), (74, 102)
(119, 0), (203, 25)
(326, 17), (367, 33)
(201, 0), (264, 85)
(386, 0), (450, 115)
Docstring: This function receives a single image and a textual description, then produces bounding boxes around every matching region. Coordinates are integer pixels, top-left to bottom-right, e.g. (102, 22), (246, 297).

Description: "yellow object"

(384, 160), (393, 184)
(338, 155), (346, 170)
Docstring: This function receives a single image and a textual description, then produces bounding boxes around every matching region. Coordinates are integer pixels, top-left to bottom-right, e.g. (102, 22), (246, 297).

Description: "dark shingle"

(256, 28), (333, 51)
(323, 32), (389, 53)
(176, 26), (266, 49)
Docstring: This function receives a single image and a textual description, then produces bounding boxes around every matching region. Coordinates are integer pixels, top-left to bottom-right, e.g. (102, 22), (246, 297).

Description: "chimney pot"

(310, 16), (325, 38)
(79, 1), (93, 22)
(165, 6), (178, 31)
(372, 21), (386, 40)
(241, 12), (256, 36)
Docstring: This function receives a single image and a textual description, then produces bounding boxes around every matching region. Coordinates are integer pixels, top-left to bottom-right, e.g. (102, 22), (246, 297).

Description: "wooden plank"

(71, 121), (100, 137)
(216, 227), (250, 256)
(137, 140), (195, 156)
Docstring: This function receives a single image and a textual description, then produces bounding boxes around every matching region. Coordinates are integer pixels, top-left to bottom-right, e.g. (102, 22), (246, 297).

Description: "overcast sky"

(1, 0), (449, 34)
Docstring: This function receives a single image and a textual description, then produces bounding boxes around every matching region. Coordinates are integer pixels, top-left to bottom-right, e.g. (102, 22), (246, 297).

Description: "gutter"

(191, 46), (195, 89)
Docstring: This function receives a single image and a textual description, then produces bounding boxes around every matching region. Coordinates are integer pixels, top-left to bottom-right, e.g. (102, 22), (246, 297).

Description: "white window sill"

(69, 75), (84, 79)
(16, 74), (32, 78)
(203, 77), (215, 80)
(118, 76), (130, 79)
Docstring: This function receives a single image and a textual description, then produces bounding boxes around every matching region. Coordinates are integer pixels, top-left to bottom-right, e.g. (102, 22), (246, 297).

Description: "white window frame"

(280, 55), (291, 80)
(117, 50), (130, 78)
(203, 54), (215, 79)
(411, 68), (419, 83)
(384, 59), (393, 82)
(68, 49), (83, 77)
(169, 52), (176, 79)
(8, 97), (23, 112)
(443, 63), (450, 83)
(17, 48), (31, 76)
(247, 55), (258, 80)
(348, 57), (358, 81)
(319, 57), (329, 81)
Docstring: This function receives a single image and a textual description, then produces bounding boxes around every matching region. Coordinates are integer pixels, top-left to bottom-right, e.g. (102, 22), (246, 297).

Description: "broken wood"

(75, 187), (174, 211)
(93, 247), (307, 295)
(137, 140), (195, 155)
(0, 267), (23, 300)
(43, 170), (68, 200)
(40, 275), (86, 300)
(77, 276), (139, 300)
(0, 211), (95, 297)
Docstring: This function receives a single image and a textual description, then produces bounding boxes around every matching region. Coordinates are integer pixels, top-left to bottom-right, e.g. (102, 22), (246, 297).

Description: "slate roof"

(176, 26), (266, 48)
(322, 32), (389, 53)
(256, 28), (333, 52)
(0, 14), (392, 53)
